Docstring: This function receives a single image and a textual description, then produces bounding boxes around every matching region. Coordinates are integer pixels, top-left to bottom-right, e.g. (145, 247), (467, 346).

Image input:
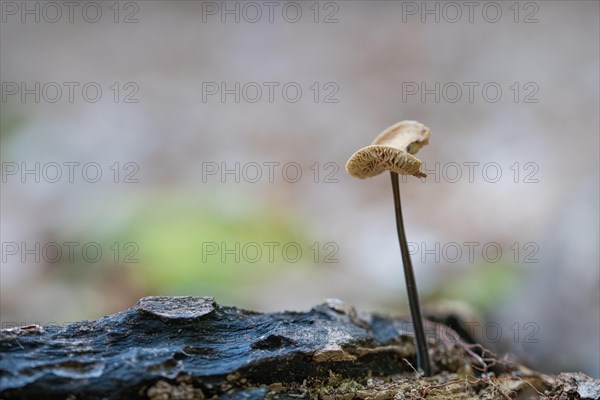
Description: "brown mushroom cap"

(346, 120), (431, 179)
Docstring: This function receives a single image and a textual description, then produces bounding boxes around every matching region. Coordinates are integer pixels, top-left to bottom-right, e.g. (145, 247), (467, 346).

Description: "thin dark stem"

(390, 171), (432, 377)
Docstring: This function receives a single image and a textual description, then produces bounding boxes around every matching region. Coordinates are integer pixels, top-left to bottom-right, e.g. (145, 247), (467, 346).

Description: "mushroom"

(346, 120), (433, 376)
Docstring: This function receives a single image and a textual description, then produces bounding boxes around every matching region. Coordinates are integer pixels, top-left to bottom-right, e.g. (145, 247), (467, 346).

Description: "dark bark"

(1, 297), (598, 400)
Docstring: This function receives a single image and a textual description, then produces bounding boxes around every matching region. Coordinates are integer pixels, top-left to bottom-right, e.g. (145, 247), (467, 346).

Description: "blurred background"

(1, 1), (598, 377)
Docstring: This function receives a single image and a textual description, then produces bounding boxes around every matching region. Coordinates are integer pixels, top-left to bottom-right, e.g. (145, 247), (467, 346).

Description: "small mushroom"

(346, 120), (433, 376)
(346, 120), (431, 179)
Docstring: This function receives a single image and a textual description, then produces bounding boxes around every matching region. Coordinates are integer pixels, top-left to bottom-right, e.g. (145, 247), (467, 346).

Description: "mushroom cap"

(346, 120), (431, 179)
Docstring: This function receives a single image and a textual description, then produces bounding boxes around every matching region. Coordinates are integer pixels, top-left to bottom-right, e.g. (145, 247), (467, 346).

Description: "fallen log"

(1, 296), (598, 399)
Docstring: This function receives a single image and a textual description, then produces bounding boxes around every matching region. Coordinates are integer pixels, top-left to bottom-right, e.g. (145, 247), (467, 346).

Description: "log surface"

(0, 297), (423, 399)
(1, 296), (598, 400)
